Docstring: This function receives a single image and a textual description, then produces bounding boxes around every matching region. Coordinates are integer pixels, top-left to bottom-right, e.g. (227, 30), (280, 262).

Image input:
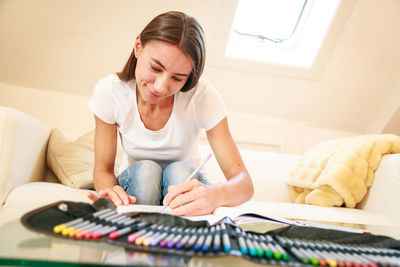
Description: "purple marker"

(160, 227), (177, 248)
(150, 232), (168, 247)
(167, 228), (184, 248)
(175, 228), (191, 249)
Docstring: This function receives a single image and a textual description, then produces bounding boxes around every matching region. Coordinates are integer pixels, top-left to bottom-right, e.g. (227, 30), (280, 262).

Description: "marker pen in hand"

(161, 153), (213, 213)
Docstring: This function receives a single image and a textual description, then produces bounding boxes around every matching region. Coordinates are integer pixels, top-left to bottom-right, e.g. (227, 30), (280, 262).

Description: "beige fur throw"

(286, 134), (400, 208)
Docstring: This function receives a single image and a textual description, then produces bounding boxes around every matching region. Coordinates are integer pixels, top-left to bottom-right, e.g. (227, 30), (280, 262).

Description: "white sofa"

(1, 106), (400, 228)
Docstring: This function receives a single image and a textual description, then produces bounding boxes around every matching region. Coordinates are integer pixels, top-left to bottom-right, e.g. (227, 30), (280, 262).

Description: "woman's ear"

(134, 35), (142, 58)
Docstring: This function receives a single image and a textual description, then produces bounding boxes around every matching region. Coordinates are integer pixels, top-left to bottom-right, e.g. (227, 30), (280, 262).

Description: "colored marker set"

(51, 207), (235, 255)
(21, 201), (400, 266)
(277, 236), (400, 267)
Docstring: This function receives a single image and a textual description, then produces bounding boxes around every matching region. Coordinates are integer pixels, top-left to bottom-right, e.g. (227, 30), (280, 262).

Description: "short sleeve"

(88, 75), (117, 124)
(194, 79), (227, 131)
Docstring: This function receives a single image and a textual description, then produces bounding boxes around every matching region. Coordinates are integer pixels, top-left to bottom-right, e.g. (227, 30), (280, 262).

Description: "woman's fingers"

(168, 183), (218, 216)
(168, 189), (196, 209)
(128, 195), (137, 204)
(113, 185), (131, 205)
(163, 179), (200, 206)
(87, 187), (135, 207)
(171, 198), (210, 216)
(87, 191), (100, 202)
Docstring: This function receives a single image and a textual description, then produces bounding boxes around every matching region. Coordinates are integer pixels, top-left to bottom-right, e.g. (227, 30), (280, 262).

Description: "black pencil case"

(21, 199), (400, 266)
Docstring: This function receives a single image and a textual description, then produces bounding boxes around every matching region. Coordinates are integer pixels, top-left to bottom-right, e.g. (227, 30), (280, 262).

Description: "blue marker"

(235, 227), (248, 255)
(221, 223), (231, 253)
(184, 228), (200, 250)
(194, 228), (207, 252)
(244, 232), (257, 257)
(213, 225), (221, 252)
(202, 226), (215, 252)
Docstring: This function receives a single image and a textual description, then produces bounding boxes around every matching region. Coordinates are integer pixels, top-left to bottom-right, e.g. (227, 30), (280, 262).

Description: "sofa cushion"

(46, 128), (95, 189)
(0, 107), (50, 205)
(46, 128), (123, 189)
(0, 182), (92, 226)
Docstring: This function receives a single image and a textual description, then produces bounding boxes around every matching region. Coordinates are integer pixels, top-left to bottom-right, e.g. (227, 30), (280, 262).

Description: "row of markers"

(53, 208), (400, 266)
(277, 236), (400, 267)
(52, 208), (289, 260)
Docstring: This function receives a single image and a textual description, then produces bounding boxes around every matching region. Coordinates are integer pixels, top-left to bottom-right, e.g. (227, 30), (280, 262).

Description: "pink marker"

(127, 229), (147, 242)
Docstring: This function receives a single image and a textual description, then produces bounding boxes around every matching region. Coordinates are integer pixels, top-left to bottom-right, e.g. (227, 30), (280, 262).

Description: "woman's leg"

(117, 160), (163, 205)
(162, 161), (209, 198)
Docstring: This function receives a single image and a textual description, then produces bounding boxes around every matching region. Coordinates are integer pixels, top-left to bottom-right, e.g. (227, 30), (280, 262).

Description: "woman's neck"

(136, 89), (175, 131)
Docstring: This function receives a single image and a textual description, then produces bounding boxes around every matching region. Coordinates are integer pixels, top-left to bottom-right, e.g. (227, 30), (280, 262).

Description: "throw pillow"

(46, 128), (95, 189)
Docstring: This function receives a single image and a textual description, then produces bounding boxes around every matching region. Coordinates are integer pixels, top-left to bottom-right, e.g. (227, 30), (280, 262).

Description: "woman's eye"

(173, 77), (183, 82)
(151, 66), (161, 72)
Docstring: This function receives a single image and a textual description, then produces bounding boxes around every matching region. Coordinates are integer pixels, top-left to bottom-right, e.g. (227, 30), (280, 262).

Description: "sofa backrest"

(0, 107), (51, 205)
(199, 144), (301, 203)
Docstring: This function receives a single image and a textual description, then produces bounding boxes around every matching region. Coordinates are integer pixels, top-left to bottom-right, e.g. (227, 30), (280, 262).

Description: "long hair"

(117, 11), (206, 92)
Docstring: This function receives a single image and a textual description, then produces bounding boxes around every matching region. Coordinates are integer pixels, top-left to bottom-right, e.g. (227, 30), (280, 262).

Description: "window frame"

(206, 0), (356, 80)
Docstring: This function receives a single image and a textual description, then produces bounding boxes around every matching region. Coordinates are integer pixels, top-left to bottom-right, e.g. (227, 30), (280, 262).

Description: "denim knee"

(117, 160), (163, 205)
(162, 161), (208, 197)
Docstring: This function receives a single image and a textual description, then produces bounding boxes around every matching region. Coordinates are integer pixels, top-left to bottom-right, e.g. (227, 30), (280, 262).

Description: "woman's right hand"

(87, 185), (136, 207)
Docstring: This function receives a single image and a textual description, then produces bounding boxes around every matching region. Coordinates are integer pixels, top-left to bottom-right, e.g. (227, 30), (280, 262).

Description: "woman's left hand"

(163, 179), (222, 216)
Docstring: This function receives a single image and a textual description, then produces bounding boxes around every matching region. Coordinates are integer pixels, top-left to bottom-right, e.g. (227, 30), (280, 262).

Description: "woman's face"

(134, 38), (194, 105)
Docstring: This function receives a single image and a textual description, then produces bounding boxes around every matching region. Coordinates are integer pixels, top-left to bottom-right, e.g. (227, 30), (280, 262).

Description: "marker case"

(21, 200), (400, 266)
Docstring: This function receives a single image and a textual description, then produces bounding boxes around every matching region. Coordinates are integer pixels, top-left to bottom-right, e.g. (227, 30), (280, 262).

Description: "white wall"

(0, 82), (359, 154)
(0, 0), (397, 152)
(0, 82), (94, 139)
(0, 0), (399, 135)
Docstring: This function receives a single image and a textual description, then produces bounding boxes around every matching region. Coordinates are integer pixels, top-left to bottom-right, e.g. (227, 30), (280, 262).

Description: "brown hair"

(117, 11), (206, 92)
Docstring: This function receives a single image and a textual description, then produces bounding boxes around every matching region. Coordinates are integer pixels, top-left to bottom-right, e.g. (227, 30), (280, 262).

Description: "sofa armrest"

(0, 107), (51, 205)
(357, 153), (400, 225)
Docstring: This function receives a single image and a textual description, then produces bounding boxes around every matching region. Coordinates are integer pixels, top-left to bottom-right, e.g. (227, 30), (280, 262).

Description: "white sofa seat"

(0, 106), (399, 228)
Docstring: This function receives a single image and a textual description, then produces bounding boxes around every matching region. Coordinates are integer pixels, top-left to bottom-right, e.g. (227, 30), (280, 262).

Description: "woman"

(88, 11), (253, 216)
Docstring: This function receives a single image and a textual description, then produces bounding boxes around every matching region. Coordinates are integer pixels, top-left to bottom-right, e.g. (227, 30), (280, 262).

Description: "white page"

(116, 204), (220, 224)
(116, 204), (292, 225)
(213, 206), (294, 225)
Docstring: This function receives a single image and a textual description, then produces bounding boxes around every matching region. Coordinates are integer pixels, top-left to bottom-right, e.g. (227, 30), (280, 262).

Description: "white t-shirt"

(88, 73), (227, 173)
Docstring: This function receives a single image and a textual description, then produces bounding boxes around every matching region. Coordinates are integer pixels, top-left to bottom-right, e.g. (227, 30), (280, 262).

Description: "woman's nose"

(153, 74), (169, 94)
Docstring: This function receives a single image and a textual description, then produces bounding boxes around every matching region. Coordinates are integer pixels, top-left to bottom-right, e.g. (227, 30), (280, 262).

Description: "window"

(225, 0), (341, 68)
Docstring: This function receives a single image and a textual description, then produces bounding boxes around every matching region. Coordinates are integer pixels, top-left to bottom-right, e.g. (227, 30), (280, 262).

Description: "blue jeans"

(117, 160), (209, 205)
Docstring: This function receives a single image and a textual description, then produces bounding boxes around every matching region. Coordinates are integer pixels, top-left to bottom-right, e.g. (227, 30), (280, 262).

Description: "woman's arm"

(164, 117), (254, 215)
(87, 115), (136, 206)
(206, 117), (254, 206)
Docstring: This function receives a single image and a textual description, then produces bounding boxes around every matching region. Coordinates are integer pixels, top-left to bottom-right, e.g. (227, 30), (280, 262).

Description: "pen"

(161, 153), (212, 213)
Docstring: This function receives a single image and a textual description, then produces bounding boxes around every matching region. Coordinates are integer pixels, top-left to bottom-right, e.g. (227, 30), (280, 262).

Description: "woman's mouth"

(147, 88), (160, 98)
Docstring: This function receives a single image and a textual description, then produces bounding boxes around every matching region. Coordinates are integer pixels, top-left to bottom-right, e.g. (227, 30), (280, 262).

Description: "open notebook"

(117, 204), (294, 226)
(116, 204), (368, 234)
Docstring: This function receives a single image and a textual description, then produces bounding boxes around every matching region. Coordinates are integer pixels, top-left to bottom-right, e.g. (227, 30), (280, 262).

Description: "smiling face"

(134, 38), (194, 105)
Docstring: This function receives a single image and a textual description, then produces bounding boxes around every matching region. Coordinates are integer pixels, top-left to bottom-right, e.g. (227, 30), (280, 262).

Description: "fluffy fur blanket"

(286, 134), (400, 208)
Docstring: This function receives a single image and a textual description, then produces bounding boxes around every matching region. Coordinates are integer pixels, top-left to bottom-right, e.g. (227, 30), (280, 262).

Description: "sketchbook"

(116, 204), (294, 226)
(116, 203), (368, 234)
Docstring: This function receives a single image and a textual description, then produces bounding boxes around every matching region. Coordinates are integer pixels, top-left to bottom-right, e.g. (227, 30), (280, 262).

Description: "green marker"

(250, 234), (264, 257)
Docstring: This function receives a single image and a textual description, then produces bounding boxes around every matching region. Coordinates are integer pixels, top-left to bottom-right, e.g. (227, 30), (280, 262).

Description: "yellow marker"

(326, 258), (337, 267)
(62, 221), (90, 236)
(53, 209), (112, 235)
(68, 229), (80, 238)
(53, 218), (83, 234)
(53, 224), (67, 234)
(62, 226), (75, 236)
(143, 237), (152, 247)
(135, 236), (146, 246)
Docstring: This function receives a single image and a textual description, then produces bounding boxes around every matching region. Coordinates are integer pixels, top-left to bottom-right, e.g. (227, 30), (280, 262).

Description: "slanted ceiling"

(0, 0), (399, 134)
